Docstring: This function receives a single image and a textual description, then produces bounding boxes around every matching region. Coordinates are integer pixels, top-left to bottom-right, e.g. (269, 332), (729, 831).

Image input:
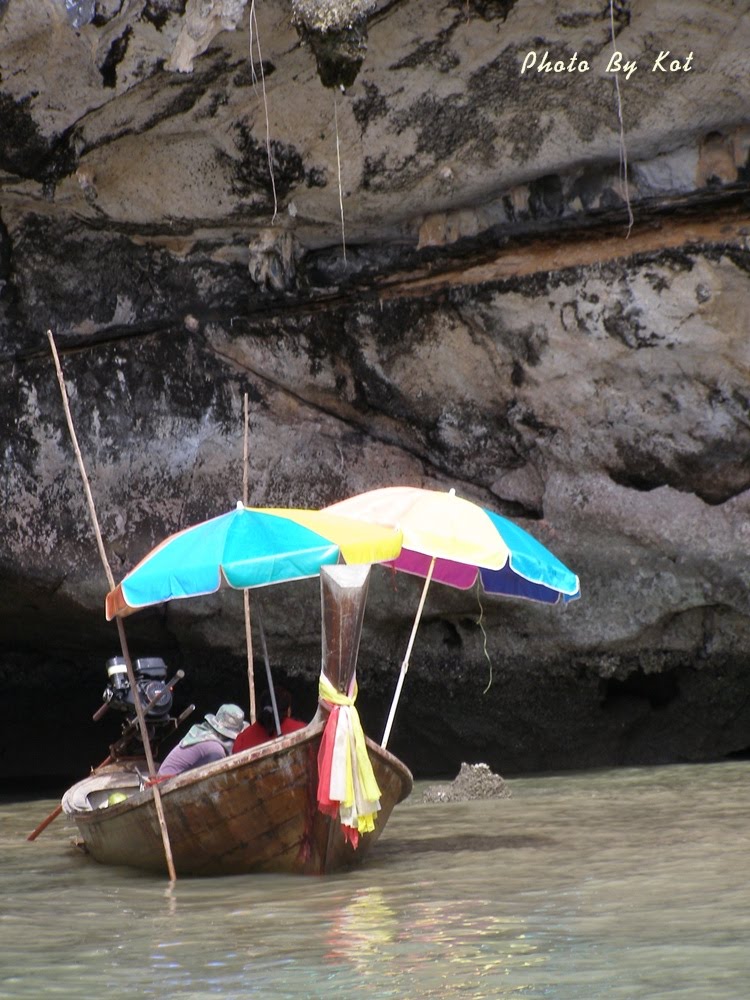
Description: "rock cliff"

(1, 0), (749, 781)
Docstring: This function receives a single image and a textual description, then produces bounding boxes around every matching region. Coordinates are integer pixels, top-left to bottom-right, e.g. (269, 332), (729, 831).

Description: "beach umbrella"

(324, 486), (580, 746)
(105, 502), (403, 620)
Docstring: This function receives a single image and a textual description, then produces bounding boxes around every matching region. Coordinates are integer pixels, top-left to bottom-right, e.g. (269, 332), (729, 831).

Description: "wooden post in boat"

(242, 392), (257, 723)
(46, 330), (177, 882)
(320, 563), (371, 696)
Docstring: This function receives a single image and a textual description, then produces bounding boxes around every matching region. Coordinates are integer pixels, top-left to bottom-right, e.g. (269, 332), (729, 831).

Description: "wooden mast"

(319, 563), (371, 696)
(242, 391), (257, 724)
(47, 330), (177, 882)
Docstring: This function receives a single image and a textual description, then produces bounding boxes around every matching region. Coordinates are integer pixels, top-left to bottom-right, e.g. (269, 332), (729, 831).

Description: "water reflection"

(321, 886), (548, 998)
(3, 762), (750, 998)
(325, 887), (398, 967)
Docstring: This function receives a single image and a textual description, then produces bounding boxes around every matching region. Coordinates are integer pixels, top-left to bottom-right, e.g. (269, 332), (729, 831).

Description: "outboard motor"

(95, 656), (192, 760)
(103, 656), (174, 720)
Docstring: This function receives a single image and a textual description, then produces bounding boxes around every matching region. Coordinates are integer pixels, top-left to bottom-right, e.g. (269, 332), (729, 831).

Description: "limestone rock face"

(1, 0), (749, 781)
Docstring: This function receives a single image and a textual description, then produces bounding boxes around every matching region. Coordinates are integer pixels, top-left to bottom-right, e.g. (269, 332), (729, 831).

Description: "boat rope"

(317, 672), (381, 847)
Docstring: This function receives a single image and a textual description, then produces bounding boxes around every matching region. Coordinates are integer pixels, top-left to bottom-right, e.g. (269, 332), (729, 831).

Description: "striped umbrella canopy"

(105, 503), (403, 620)
(324, 486), (580, 747)
(325, 486), (580, 604)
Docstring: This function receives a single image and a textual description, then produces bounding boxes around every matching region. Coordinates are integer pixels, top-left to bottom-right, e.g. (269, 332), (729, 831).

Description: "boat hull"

(63, 723), (412, 876)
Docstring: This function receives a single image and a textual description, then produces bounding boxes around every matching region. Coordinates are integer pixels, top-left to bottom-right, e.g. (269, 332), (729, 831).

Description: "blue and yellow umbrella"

(105, 503), (403, 620)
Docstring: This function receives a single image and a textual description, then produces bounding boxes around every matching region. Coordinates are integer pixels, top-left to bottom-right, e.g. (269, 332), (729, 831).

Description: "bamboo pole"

(46, 330), (177, 882)
(242, 392), (257, 723)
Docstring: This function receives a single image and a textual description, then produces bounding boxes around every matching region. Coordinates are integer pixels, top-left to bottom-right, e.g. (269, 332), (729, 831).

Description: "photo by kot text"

(521, 50), (694, 81)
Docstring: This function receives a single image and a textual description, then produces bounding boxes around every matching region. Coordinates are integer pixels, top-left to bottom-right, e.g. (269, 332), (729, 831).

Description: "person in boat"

(157, 703), (247, 776)
(232, 686), (306, 753)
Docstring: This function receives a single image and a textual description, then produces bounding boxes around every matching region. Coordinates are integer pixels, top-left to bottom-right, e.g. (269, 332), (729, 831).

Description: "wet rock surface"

(1, 0), (750, 782)
(422, 762), (512, 803)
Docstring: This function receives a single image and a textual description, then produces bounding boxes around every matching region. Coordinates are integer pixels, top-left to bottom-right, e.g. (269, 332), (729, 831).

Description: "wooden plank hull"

(63, 723), (412, 876)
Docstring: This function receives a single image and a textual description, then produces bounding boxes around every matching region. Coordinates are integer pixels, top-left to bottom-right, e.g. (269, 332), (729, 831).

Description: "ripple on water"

(2, 761), (750, 999)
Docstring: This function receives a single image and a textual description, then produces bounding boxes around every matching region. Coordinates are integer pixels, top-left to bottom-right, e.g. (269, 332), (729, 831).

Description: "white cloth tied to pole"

(317, 672), (381, 846)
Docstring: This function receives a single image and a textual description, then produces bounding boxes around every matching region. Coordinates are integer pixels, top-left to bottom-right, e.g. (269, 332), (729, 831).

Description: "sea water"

(1, 761), (749, 999)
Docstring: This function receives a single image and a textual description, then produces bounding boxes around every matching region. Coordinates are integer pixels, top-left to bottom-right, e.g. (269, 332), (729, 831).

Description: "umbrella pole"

(381, 556), (436, 749)
(243, 592), (256, 723)
(242, 392), (257, 723)
(256, 605), (282, 736)
(47, 330), (177, 883)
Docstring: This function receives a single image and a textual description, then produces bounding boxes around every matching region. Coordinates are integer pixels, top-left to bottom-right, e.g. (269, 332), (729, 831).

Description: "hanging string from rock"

(249, 0), (278, 224)
(334, 89), (347, 264)
(609, 0), (634, 237)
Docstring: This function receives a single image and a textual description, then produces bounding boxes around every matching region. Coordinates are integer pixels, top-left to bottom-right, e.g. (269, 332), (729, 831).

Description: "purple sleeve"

(157, 740), (227, 776)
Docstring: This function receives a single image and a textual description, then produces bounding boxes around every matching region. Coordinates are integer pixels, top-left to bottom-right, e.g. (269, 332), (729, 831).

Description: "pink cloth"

(316, 704), (359, 848)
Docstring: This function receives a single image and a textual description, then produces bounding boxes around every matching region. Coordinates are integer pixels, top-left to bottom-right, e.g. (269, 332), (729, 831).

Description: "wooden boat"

(61, 565), (413, 876)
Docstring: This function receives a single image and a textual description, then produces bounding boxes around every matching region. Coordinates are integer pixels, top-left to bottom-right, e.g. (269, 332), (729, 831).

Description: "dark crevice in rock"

(602, 667), (680, 712)
(607, 437), (750, 506)
(0, 210), (14, 296)
(528, 173), (565, 219)
(233, 60), (277, 87)
(334, 190), (749, 299)
(0, 91), (50, 177)
(100, 26), (133, 89)
(141, 0), (187, 31)
(440, 621), (463, 649)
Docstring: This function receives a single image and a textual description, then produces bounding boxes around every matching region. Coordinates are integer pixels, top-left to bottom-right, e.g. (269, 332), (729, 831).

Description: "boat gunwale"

(65, 721), (413, 825)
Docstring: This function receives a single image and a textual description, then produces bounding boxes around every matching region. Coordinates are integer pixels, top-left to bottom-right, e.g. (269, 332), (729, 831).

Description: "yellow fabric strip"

(319, 673), (382, 834)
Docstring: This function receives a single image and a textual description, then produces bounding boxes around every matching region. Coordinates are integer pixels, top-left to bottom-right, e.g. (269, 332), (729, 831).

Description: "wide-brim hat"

(205, 703), (247, 740)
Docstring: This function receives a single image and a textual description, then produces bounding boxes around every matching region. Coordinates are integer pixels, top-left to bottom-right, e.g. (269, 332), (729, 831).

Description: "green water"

(2, 762), (749, 998)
